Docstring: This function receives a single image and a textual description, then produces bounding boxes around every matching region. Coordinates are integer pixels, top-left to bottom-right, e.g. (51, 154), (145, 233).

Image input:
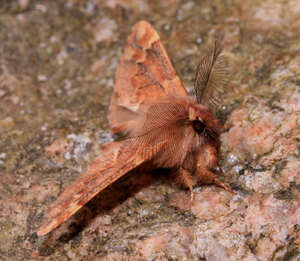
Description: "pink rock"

(255, 238), (276, 261)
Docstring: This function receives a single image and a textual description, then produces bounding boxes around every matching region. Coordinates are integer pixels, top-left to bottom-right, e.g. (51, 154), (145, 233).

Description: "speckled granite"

(1, 0), (300, 260)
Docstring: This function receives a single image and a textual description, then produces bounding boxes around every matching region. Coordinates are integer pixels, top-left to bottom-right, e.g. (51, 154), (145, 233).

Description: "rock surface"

(1, 0), (300, 260)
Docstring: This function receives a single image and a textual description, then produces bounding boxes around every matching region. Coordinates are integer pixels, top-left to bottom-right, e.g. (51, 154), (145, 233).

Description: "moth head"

(188, 105), (221, 148)
(190, 39), (229, 150)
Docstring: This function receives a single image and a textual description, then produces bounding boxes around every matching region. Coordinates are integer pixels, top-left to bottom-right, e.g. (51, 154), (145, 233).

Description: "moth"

(38, 21), (234, 236)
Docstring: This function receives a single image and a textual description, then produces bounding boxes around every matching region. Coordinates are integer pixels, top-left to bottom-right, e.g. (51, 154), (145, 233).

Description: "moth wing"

(109, 21), (188, 133)
(109, 92), (139, 133)
(38, 139), (167, 236)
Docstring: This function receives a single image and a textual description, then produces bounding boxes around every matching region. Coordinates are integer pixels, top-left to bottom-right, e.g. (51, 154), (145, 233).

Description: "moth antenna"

(220, 124), (234, 130)
(194, 40), (230, 110)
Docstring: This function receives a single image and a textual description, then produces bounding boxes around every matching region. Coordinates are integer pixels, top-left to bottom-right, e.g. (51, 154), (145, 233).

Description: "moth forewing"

(38, 139), (168, 236)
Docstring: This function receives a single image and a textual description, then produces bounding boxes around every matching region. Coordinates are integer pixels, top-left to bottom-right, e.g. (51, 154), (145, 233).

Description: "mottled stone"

(1, 0), (300, 260)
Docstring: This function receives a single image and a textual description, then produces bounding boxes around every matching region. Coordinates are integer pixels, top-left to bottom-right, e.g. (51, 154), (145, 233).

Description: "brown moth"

(38, 21), (234, 236)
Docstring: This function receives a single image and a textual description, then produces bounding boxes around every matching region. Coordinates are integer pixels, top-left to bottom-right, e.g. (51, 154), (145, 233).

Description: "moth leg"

(195, 166), (235, 194)
(195, 165), (217, 185)
(215, 163), (236, 194)
(174, 167), (195, 209)
(214, 178), (236, 194)
(218, 149), (224, 160)
(217, 162), (224, 175)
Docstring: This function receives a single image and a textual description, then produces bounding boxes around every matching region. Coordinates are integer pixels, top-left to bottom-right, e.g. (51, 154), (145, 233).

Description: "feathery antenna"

(194, 40), (230, 109)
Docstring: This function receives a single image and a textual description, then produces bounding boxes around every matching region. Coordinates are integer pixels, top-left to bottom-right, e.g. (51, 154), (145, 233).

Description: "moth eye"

(193, 120), (205, 133)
